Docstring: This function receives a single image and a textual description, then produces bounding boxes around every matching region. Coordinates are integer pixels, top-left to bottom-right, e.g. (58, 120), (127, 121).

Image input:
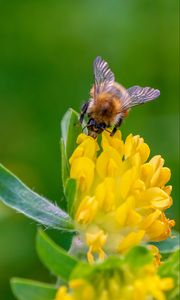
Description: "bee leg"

(110, 117), (123, 136)
(110, 127), (117, 136)
(79, 101), (90, 124)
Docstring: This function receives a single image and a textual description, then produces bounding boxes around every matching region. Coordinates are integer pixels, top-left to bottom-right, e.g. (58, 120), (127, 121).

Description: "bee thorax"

(89, 94), (121, 125)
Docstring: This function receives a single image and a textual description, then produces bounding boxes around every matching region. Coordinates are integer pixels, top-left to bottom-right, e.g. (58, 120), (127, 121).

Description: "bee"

(79, 56), (160, 138)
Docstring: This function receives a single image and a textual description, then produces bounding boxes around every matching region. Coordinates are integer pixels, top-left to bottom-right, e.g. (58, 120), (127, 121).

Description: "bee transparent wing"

(121, 86), (160, 111)
(93, 56), (115, 97)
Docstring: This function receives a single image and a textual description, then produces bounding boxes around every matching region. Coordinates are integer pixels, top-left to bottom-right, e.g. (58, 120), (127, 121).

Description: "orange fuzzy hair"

(88, 92), (122, 125)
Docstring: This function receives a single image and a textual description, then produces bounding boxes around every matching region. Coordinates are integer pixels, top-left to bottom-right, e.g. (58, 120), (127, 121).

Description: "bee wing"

(93, 56), (115, 97)
(120, 86), (160, 111)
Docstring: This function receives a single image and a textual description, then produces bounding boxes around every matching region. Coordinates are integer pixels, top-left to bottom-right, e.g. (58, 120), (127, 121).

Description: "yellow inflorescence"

(69, 131), (175, 263)
(55, 263), (173, 300)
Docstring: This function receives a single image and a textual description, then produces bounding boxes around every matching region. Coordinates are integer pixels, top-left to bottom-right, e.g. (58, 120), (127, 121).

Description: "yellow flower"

(133, 275), (173, 300)
(69, 131), (175, 262)
(70, 157), (95, 193)
(86, 230), (107, 263)
(54, 258), (173, 300)
(55, 286), (73, 300)
(148, 245), (162, 266)
(55, 279), (95, 300)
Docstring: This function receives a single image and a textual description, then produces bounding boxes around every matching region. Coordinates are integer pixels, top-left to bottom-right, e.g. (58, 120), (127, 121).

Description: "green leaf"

(61, 108), (82, 164)
(64, 178), (77, 216)
(125, 246), (153, 269)
(151, 230), (180, 254)
(11, 278), (56, 300)
(36, 229), (78, 281)
(60, 137), (69, 188)
(159, 250), (179, 277)
(158, 250), (180, 300)
(71, 248), (153, 282)
(71, 256), (123, 280)
(61, 108), (82, 213)
(70, 263), (94, 280)
(0, 164), (74, 231)
(47, 229), (74, 251)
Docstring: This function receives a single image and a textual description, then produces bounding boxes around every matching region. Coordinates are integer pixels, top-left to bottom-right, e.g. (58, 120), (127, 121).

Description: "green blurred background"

(0, 0), (179, 299)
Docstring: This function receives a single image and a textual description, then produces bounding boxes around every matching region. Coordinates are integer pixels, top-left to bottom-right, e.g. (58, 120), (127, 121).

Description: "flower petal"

(76, 196), (98, 224)
(96, 146), (122, 178)
(69, 134), (98, 165)
(119, 168), (137, 199)
(70, 157), (95, 193)
(140, 209), (162, 230)
(102, 130), (124, 155)
(95, 177), (116, 211)
(119, 230), (145, 252)
(143, 187), (171, 210)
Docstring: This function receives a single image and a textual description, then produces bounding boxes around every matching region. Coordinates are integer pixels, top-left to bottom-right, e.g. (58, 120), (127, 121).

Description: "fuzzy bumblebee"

(80, 57), (160, 138)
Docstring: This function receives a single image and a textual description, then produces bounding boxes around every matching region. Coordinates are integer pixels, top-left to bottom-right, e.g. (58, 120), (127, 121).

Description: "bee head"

(87, 118), (107, 137)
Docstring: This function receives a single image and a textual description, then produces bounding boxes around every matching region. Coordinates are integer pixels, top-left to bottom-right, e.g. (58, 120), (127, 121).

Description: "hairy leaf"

(0, 164), (74, 231)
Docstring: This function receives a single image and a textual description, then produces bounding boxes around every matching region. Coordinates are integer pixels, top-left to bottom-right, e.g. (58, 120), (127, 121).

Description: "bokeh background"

(0, 0), (179, 299)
